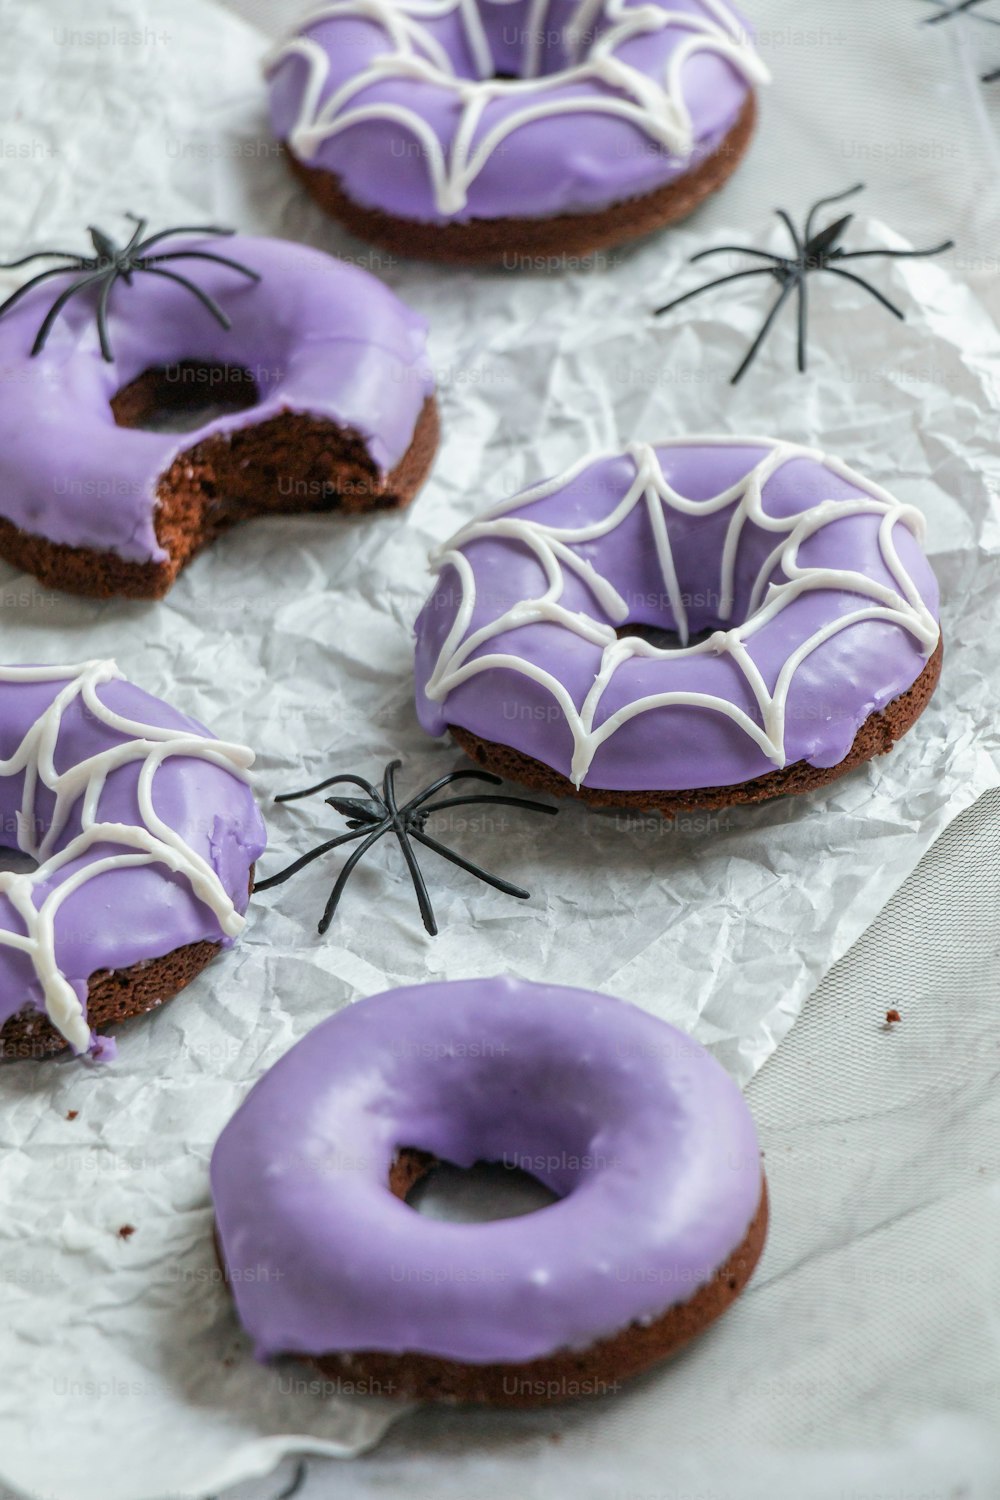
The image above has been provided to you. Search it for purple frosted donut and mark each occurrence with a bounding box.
[0,661,266,1060]
[414,438,943,811]
[0,230,437,599]
[211,976,767,1405]
[266,0,770,263]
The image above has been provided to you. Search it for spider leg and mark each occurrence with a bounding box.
[277,1462,308,1500]
[253,827,373,891]
[804,183,864,242]
[0,264,91,321]
[653,266,778,317]
[122,215,148,253]
[729,274,799,385]
[135,224,236,253]
[409,828,532,901]
[139,266,233,329]
[393,824,439,935]
[94,272,116,361]
[401,767,504,814]
[688,245,786,266]
[775,208,803,259]
[823,265,906,319]
[276,772,380,804]
[0,251,85,270]
[924,0,989,21]
[31,268,109,355]
[796,269,808,374]
[382,762,440,934]
[381,760,405,807]
[834,241,954,261]
[206,1457,307,1500]
[318,822,394,934]
[142,249,261,282]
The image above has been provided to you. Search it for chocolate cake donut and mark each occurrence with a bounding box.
[0,227,438,599]
[0,661,266,1060]
[212,976,767,1405]
[266,0,769,264]
[414,438,943,812]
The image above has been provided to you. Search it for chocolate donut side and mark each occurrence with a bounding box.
[283,95,757,268]
[0,938,224,1061]
[0,395,439,602]
[302,1159,768,1408]
[0,865,259,1061]
[448,637,943,816]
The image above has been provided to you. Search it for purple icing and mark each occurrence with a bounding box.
[0,235,434,563]
[211,976,763,1364]
[413,442,942,792]
[0,668,266,1045]
[267,0,764,224]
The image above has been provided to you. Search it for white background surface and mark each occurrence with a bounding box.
[1,0,999,1497]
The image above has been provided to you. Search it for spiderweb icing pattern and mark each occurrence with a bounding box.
[0,660,254,1053]
[267,0,769,214]
[423,439,941,787]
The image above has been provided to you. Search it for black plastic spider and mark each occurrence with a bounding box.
[0,214,260,362]
[254,760,557,937]
[917,0,997,24]
[915,0,1000,78]
[653,184,954,385]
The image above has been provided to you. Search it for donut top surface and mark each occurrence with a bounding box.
[414,439,942,792]
[0,234,434,563]
[0,661,266,1054]
[211,975,763,1364]
[267,0,768,222]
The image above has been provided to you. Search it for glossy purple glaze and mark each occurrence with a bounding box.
[267,0,762,223]
[211,976,763,1363]
[413,443,941,792]
[0,671,267,1039]
[0,234,434,563]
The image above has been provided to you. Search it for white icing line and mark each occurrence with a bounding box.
[643,475,689,645]
[266,0,769,214]
[423,441,941,787]
[522,0,554,77]
[0,660,255,1054]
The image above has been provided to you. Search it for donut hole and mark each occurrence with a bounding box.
[0,849,37,874]
[615,621,721,651]
[391,1147,559,1222]
[110,362,259,434]
[466,0,602,82]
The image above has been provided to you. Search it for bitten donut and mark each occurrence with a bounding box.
[211,976,767,1406]
[0,661,266,1060]
[414,438,943,812]
[0,228,438,599]
[266,0,769,265]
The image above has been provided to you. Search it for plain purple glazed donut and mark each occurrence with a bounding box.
[211,976,767,1403]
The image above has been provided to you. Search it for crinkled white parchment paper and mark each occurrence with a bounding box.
[0,2,999,1498]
